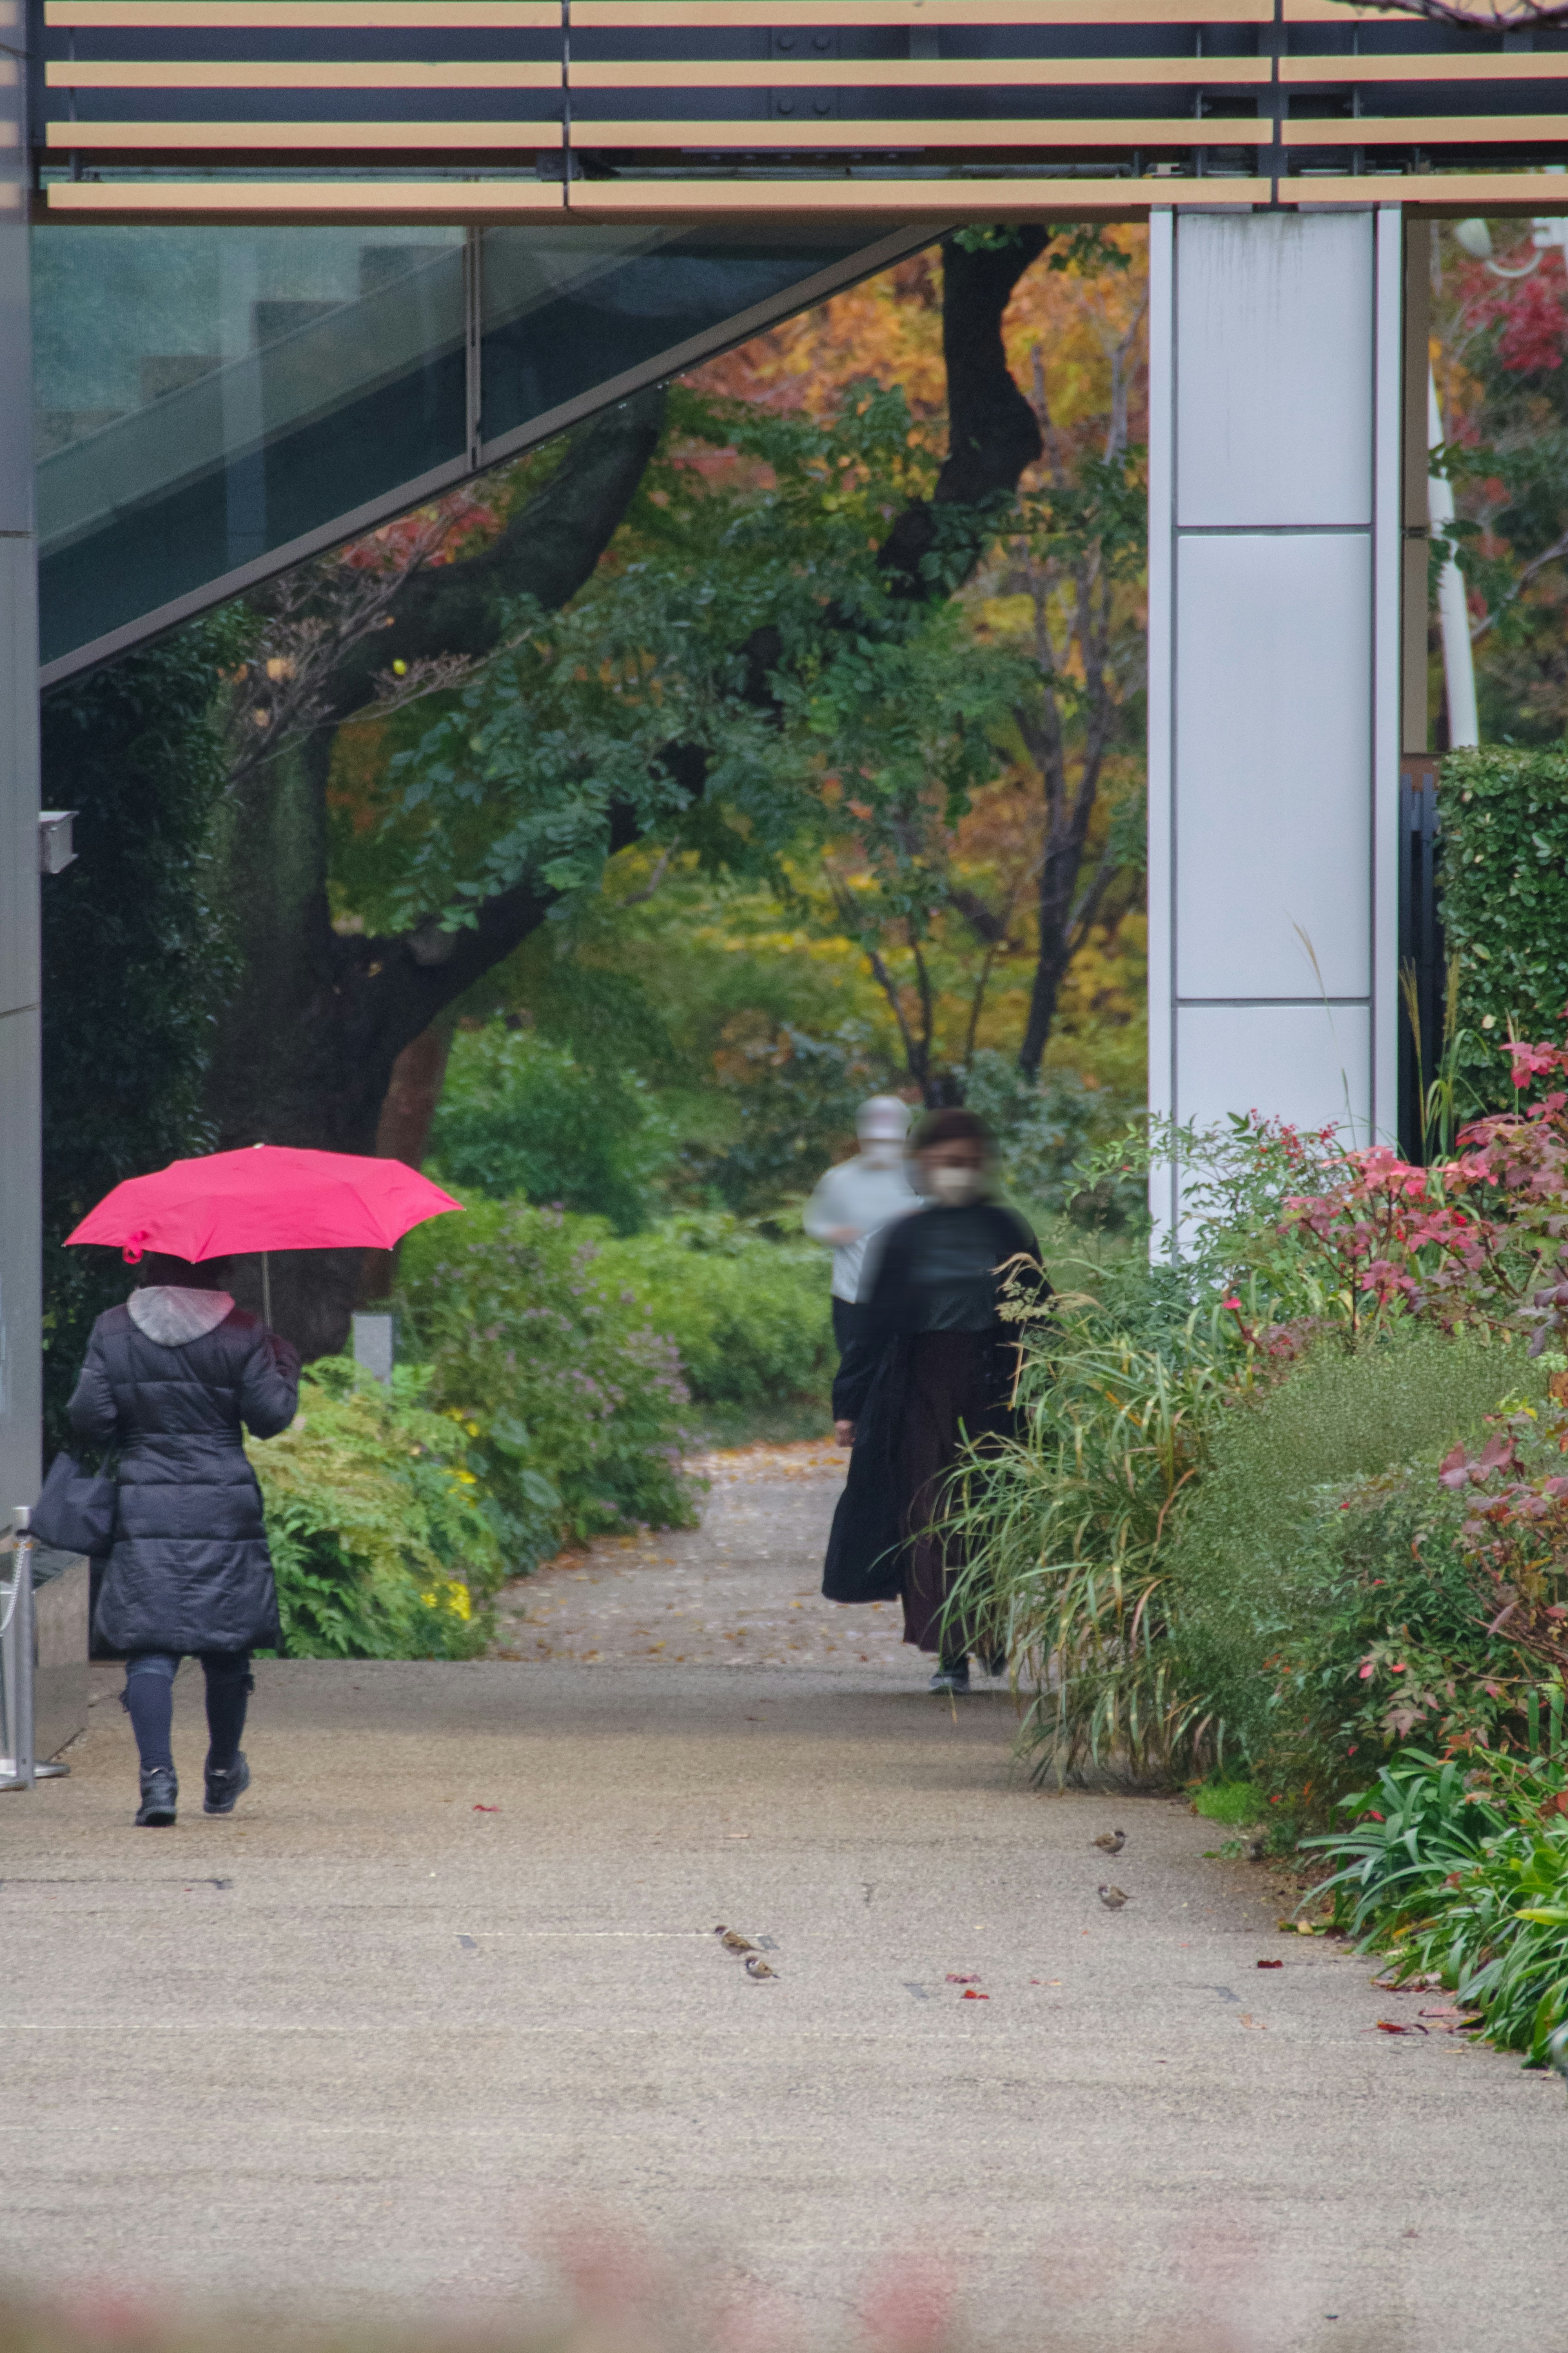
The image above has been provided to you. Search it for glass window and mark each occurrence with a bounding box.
[479,226,860,452]
[34,226,467,665]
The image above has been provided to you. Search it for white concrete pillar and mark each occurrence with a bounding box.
[0,0,42,1512]
[1146,207,1405,1229]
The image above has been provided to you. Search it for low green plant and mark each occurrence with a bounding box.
[249,1358,500,1659]
[397,1193,699,1568]
[1190,1780,1265,1825]
[944,1288,1234,1785]
[1307,1750,1568,2063]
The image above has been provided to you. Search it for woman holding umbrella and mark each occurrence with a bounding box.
[61,1142,460,1827]
[68,1250,300,1827]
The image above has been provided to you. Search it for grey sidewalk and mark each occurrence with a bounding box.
[2,1455,1563,2350]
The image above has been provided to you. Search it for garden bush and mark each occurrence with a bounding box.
[1439,745,1568,1114]
[595,1212,834,1427]
[248,1358,500,1659]
[396,1193,698,1569]
[1170,1327,1546,1771]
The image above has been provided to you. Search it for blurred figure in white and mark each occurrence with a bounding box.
[803,1096,920,1384]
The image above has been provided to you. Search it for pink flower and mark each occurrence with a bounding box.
[1221,1295,1243,1311]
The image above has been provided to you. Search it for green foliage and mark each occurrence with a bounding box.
[595,1213,834,1430]
[964,1050,1141,1224]
[396,1193,699,1568]
[1438,746,1568,1111]
[1170,1328,1544,1769]
[40,611,249,1446]
[682,1021,887,1216]
[1306,1751,1568,2064]
[431,1022,674,1232]
[384,383,1026,939]
[945,1289,1232,1785]
[1191,1780,1265,1825]
[248,1358,500,1659]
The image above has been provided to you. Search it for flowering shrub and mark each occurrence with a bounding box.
[249,1357,501,1660]
[1277,1026,1568,1346]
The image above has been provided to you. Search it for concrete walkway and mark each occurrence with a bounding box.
[3,1447,1564,2351]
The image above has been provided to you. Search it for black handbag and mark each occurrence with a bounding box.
[30,1451,117,1557]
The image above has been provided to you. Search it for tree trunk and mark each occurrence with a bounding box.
[357,1021,456,1304]
[206,395,666,1356]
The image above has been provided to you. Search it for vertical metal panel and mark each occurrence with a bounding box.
[1176,1003,1372,1140]
[1372,204,1406,1146]
[1174,212,1374,530]
[1144,205,1176,1238]
[0,998,43,1518]
[0,2,42,1522]
[0,538,40,1028]
[1174,530,1372,1001]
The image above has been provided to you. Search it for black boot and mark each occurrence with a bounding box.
[928,1658,971,1694]
[204,1752,251,1816]
[135,1765,178,1827]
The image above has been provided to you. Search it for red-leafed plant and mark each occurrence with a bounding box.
[1439,1407,1568,1682]
[1277,1024,1568,1349]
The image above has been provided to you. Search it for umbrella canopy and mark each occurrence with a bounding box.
[65,1145,462,1262]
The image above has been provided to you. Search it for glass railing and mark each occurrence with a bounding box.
[33,222,873,673]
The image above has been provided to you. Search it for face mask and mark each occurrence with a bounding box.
[928,1164,987,1207]
[858,1138,905,1170]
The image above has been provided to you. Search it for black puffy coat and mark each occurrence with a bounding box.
[68,1304,301,1654]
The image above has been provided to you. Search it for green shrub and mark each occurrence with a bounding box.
[1439,745,1568,1112]
[396,1193,699,1568]
[431,1023,674,1233]
[1307,1751,1568,2064]
[595,1212,834,1425]
[248,1359,500,1659]
[1170,1327,1545,1770]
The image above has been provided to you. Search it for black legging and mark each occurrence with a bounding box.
[121,1651,252,1774]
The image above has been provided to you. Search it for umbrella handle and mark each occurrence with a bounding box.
[262,1252,272,1331]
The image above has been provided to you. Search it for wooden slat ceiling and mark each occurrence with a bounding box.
[36,0,1568,220]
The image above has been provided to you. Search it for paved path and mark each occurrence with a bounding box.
[4,1447,1564,2351]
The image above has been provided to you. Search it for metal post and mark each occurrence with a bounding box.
[0,1506,36,1789]
[0,1506,70,1788]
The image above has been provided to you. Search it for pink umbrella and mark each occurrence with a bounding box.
[67,1146,461,1320]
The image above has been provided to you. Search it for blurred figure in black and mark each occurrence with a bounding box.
[822,1108,1047,1693]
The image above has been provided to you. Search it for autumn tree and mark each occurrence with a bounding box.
[204,232,1055,1355]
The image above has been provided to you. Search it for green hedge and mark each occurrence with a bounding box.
[1439,746,1568,1107]
[595,1213,834,1416]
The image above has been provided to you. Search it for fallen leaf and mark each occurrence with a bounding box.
[960,1989,989,2001]
[1257,1958,1284,1970]
[473,1804,500,1813]
[1374,2019,1428,2035]
[945,1972,982,1984]
[1238,2013,1267,2030]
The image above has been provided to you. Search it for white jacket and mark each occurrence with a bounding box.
[802,1154,921,1302]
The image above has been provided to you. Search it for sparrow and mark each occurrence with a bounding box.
[745,1955,777,1980]
[1247,1836,1268,1863]
[1098,1885,1129,1910]
[1090,1830,1126,1856]
[715,1927,755,1955]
